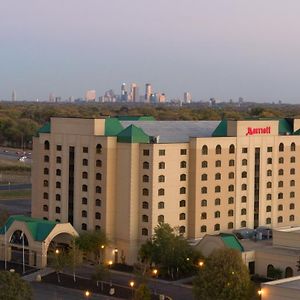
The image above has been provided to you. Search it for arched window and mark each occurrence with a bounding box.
[266,206,271,212]
[290,168,295,175]
[82,185,88,192]
[199,225,206,233]
[279,157,284,164]
[82,172,88,179]
[142,228,148,236]
[143,188,149,196]
[43,192,48,199]
[215,186,221,193]
[279,143,284,152]
[180,174,186,181]
[242,171,247,178]
[241,220,247,227]
[56,194,61,201]
[82,197,87,205]
[229,144,235,154]
[56,181,61,189]
[278,216,283,223]
[158,175,165,182]
[201,199,207,207]
[201,161,208,168]
[228,197,234,204]
[241,184,247,191]
[95,199,101,207]
[215,145,222,155]
[158,162,165,169]
[96,173,102,180]
[158,215,164,223]
[215,173,221,180]
[266,218,271,224]
[81,223,87,230]
[241,208,247,215]
[285,267,293,278]
[96,186,101,193]
[201,174,208,181]
[180,161,187,168]
[179,226,186,234]
[43,205,48,211]
[180,187,186,194]
[96,144,102,154]
[158,201,165,209]
[202,145,208,155]
[55,207,61,214]
[44,155,49,163]
[267,170,272,176]
[143,162,149,169]
[291,156,296,163]
[215,160,221,167]
[82,210,87,218]
[158,188,165,196]
[214,224,220,231]
[201,212,207,220]
[142,201,149,209]
[142,215,148,222]
[291,142,296,151]
[44,168,49,175]
[267,194,272,200]
[229,159,235,166]
[228,185,234,192]
[215,198,221,205]
[228,210,234,217]
[95,225,101,231]
[82,159,88,166]
[278,192,283,199]
[43,180,48,187]
[267,158,272,164]
[290,203,295,210]
[267,182,272,189]
[96,160,102,167]
[290,215,295,222]
[56,156,61,164]
[44,140,50,150]
[278,181,283,188]
[242,159,247,166]
[267,265,274,278]
[228,222,233,229]
[278,204,283,211]
[228,172,234,179]
[215,211,220,218]
[179,213,186,220]
[143,175,149,182]
[241,196,247,203]
[180,200,186,207]
[278,169,284,176]
[56,169,61,176]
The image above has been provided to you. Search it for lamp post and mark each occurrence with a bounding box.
[152,269,158,295]
[84,290,90,298]
[129,280,135,299]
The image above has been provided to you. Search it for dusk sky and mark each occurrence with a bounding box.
[1,0,300,102]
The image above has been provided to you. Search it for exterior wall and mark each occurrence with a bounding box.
[273,229,300,249]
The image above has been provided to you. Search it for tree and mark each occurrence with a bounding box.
[134,283,151,300]
[48,249,71,283]
[0,271,32,300]
[0,209,9,227]
[68,237,83,282]
[193,248,253,300]
[92,264,110,291]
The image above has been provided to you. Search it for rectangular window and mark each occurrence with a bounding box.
[180,149,187,155]
[83,147,88,153]
[242,148,248,154]
[159,150,165,156]
[267,147,272,152]
[57,145,62,151]
[143,149,150,156]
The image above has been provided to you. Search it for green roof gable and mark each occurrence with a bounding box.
[105,118,124,136]
[212,120,227,137]
[117,125,150,143]
[220,233,244,252]
[38,122,51,134]
[0,215,57,242]
[279,119,292,135]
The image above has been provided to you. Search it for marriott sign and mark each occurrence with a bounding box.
[246,126,271,136]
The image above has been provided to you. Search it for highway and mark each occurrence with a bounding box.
[0,183,31,190]
[0,148,32,164]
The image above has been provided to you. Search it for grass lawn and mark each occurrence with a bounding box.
[0,189,31,200]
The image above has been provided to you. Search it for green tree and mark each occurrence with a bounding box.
[134,283,151,300]
[193,248,253,300]
[48,249,71,283]
[68,237,83,282]
[92,264,110,291]
[0,271,32,300]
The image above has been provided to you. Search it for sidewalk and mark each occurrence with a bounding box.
[23,267,53,282]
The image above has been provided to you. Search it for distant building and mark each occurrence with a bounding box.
[183,92,192,103]
[145,83,152,102]
[120,83,128,102]
[85,90,96,101]
[130,83,139,102]
[12,89,16,101]
[49,93,55,102]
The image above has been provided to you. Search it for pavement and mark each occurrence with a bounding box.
[0,183,31,191]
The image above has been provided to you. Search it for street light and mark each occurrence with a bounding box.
[129,281,135,299]
[198,261,204,268]
[84,290,90,297]
[258,289,263,297]
[55,249,60,254]
[152,268,158,277]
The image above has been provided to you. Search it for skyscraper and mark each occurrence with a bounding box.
[184,92,192,103]
[130,83,139,102]
[121,83,128,102]
[85,90,96,101]
[12,89,16,101]
[145,83,152,102]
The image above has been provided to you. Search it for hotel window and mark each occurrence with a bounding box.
[143,149,150,156]
[216,145,222,155]
[241,221,246,227]
[95,199,101,207]
[142,228,148,236]
[202,145,208,155]
[56,156,62,164]
[266,218,271,224]
[229,144,235,154]
[56,181,61,189]
[278,204,283,211]
[83,147,88,153]
[267,170,272,176]
[290,168,296,175]
[143,162,149,169]
[43,180,48,187]
[180,161,187,168]
[96,160,102,167]
[44,155,49,163]
[214,224,220,231]
[159,162,165,169]
[279,143,284,152]
[180,174,186,181]
[241,208,247,215]
[201,225,207,233]
[158,215,164,223]
[43,205,48,212]
[241,196,247,203]
[201,199,207,207]
[290,215,295,221]
[228,185,234,192]
[43,192,48,199]
[158,175,165,182]
[143,175,149,182]
[55,207,61,214]
[278,181,283,188]
[56,194,61,201]
[82,185,88,192]
[142,188,149,196]
[242,159,247,166]
[82,197,87,205]
[43,167,49,175]
[81,223,87,230]
[266,206,271,212]
[291,156,296,163]
[96,173,102,180]
[44,140,50,150]
[201,212,207,220]
[215,198,221,205]
[158,202,165,209]
[267,194,272,200]
[266,182,272,189]
[267,147,272,152]
[201,174,208,181]
[229,159,235,166]
[290,192,295,198]
[142,215,149,222]
[215,173,221,180]
[180,200,186,207]
[202,161,208,168]
[279,157,284,164]
[82,159,88,166]
[180,187,186,194]
[201,187,207,194]
[267,158,272,164]
[228,197,234,204]
[82,172,88,179]
[179,226,186,234]
[228,210,234,217]
[241,184,247,191]
[290,180,295,187]
[159,149,165,156]
[215,160,221,167]
[180,149,187,155]
[215,211,221,218]
[82,210,87,218]
[228,172,234,179]
[96,186,101,193]
[278,216,283,223]
[158,188,165,196]
[290,203,295,210]
[95,225,100,231]
[291,142,296,151]
[278,169,284,176]
[242,147,248,154]
[228,222,234,229]
[142,201,149,209]
[179,213,186,220]
[215,186,221,193]
[278,192,283,199]
[56,145,62,151]
[56,169,61,176]
[242,171,247,178]
[56,219,60,223]
[96,144,102,154]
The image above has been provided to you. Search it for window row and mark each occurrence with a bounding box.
[142,187,186,196]
[142,174,187,183]
[143,161,187,170]
[201,144,235,155]
[142,226,186,236]
[143,149,187,156]
[201,185,238,194]
[43,141,103,153]
[142,200,186,209]
[142,213,186,223]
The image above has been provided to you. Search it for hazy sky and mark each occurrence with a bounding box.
[1,0,300,102]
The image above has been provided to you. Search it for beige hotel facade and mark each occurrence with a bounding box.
[31,116,300,264]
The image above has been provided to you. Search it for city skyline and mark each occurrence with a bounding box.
[1,1,300,102]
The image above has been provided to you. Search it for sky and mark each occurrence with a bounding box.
[1,0,300,103]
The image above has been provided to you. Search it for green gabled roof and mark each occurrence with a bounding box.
[279,119,292,135]
[293,128,300,135]
[38,122,51,134]
[212,120,227,137]
[0,215,57,242]
[220,233,244,252]
[117,125,150,143]
[116,116,155,121]
[105,118,124,136]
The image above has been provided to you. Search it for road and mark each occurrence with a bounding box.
[0,147,32,164]
[0,183,31,190]
[0,198,31,215]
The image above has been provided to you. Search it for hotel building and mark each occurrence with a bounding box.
[31,117,300,264]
